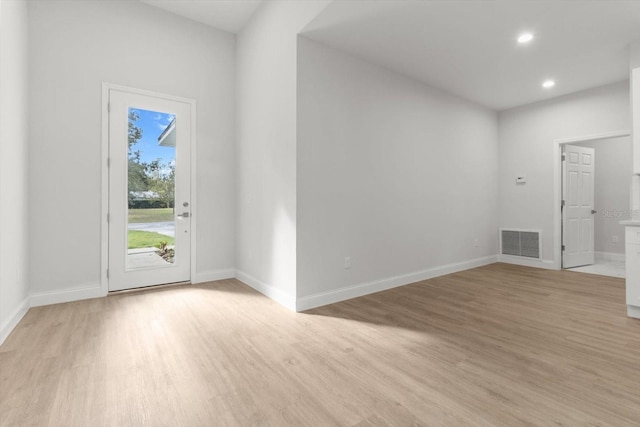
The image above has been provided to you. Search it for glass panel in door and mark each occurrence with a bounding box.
[126,108,176,270]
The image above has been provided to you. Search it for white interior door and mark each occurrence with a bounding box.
[562,144,595,269]
[108,87,192,291]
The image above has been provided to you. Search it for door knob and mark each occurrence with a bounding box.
[591,209,597,214]
[177,212,190,218]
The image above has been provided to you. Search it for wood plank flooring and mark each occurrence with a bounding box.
[1,263,639,426]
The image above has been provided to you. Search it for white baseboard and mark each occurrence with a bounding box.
[628,305,640,319]
[30,284,103,307]
[0,297,29,346]
[595,251,625,262]
[296,255,498,312]
[192,268,235,284]
[498,255,558,270]
[234,270,297,311]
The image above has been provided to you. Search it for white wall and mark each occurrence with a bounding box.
[578,137,631,255]
[235,1,329,307]
[0,0,30,343]
[630,41,640,179]
[28,0,236,299]
[296,38,499,305]
[498,81,630,266]
[631,40,640,69]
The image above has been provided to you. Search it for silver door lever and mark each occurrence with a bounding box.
[177,212,190,218]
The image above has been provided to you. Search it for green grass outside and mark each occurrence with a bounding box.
[128,230,175,249]
[128,208,174,223]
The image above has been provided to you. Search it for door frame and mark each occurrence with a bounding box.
[553,130,629,270]
[100,82,197,295]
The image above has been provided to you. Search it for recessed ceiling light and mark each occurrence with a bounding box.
[542,80,555,88]
[517,33,534,44]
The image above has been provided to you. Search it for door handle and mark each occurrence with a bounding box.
[591,209,597,214]
[177,212,190,218]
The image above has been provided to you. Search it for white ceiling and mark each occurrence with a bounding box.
[140,0,263,34]
[302,1,640,111]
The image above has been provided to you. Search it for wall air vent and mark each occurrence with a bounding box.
[500,229,541,259]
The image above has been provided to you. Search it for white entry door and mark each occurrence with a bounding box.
[562,144,595,269]
[107,87,193,291]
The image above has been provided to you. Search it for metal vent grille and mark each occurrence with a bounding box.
[501,230,540,259]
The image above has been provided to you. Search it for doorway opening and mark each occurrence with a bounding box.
[560,135,631,278]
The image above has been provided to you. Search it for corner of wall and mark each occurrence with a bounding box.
[0,0,30,348]
[0,297,29,346]
[235,0,331,303]
[235,270,297,311]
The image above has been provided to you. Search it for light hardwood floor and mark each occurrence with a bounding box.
[1,263,639,426]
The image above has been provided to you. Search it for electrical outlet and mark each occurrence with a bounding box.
[344,257,351,269]
[612,235,619,243]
